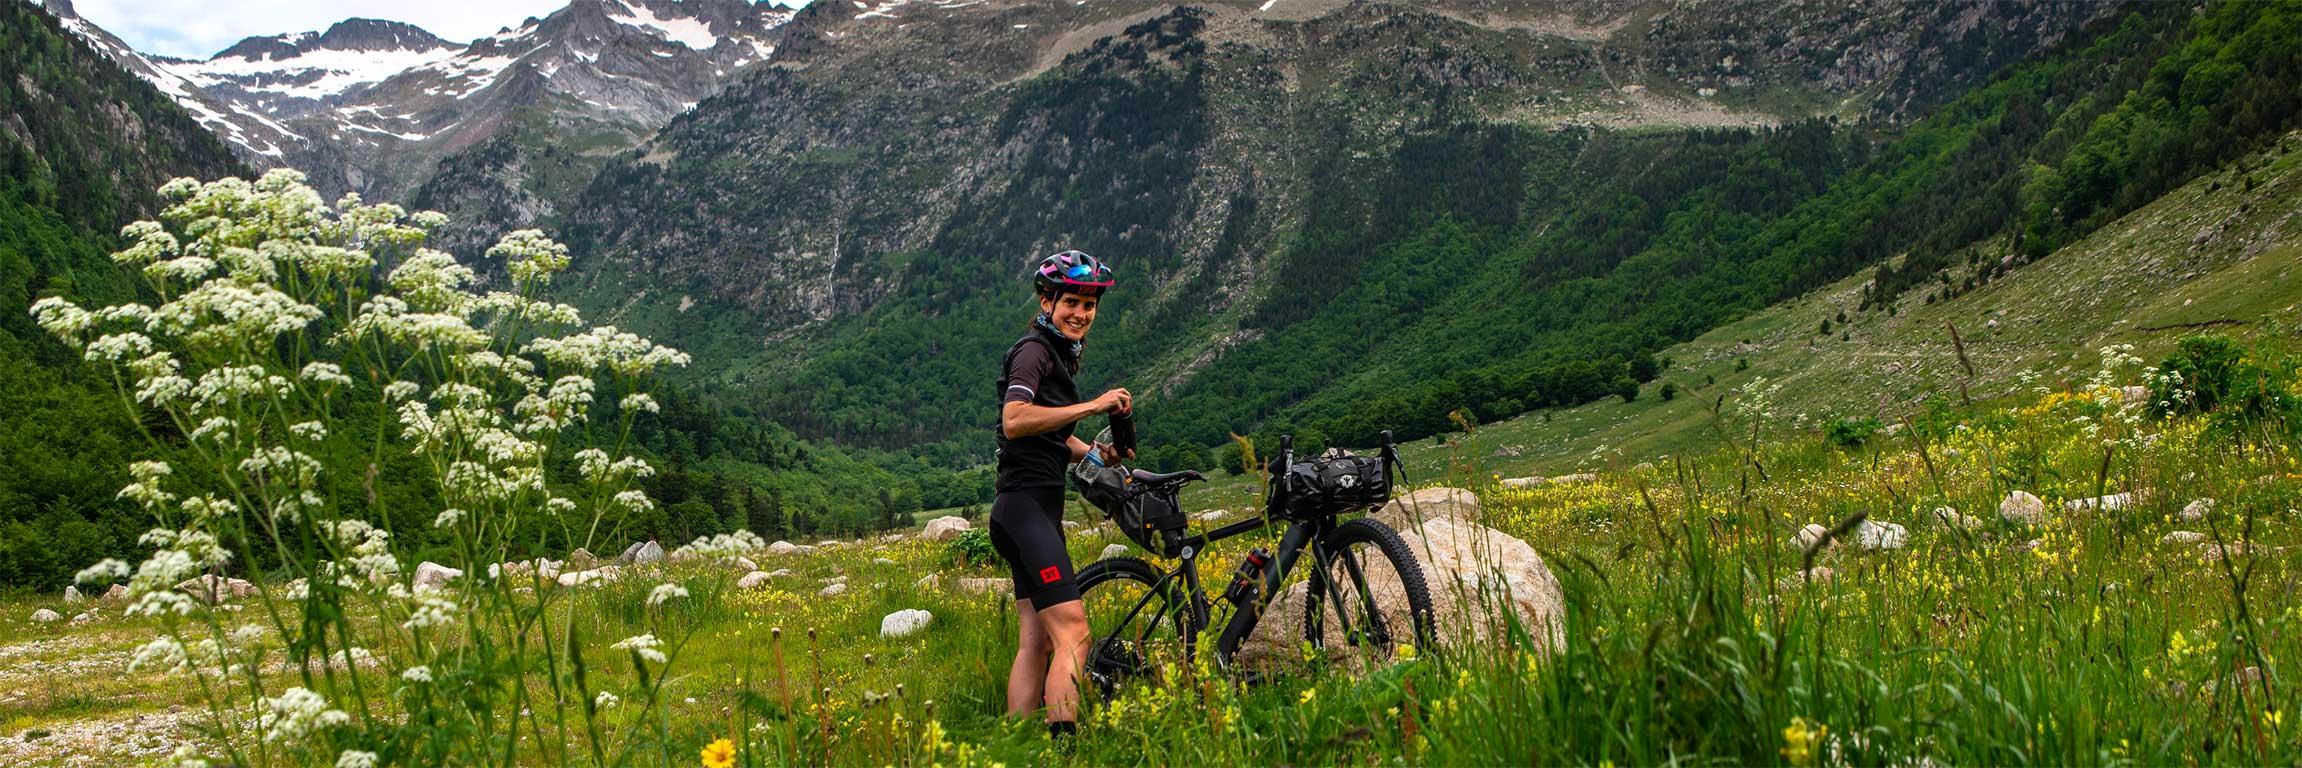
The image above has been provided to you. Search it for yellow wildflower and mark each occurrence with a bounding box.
[700,737,735,768]
[1781,717,1825,766]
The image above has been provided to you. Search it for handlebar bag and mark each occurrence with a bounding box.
[1279,453,1391,519]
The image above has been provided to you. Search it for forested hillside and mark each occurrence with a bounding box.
[564,0,2301,476]
[0,0,249,586]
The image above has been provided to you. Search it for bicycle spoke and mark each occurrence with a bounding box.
[1336,545,1392,647]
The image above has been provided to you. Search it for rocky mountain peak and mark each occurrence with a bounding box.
[213,19,456,62]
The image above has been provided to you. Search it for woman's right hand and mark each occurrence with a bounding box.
[1095,388,1133,416]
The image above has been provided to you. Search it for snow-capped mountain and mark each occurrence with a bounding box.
[39,0,797,200]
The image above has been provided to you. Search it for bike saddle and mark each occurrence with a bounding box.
[1130,468,1205,485]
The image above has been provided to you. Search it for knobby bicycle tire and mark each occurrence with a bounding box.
[1296,517,1438,663]
[1076,556,1203,697]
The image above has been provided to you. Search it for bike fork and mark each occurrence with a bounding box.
[1213,521,1316,659]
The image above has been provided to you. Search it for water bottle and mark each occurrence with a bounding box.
[1221,547,1272,608]
[1110,410,1137,460]
[1084,444,1104,467]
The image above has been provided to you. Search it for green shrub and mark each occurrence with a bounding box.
[948,528,996,567]
[1825,416,1884,449]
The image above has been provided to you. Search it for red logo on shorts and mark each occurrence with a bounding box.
[1039,566,1063,584]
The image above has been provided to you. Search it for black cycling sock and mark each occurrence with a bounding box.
[1048,720,1077,739]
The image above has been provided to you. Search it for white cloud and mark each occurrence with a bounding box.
[71,0,811,60]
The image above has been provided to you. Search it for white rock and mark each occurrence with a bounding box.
[566,547,601,568]
[69,611,97,626]
[767,568,793,578]
[1777,567,1836,589]
[1930,506,1983,530]
[913,574,940,589]
[2161,531,2207,546]
[413,562,463,591]
[794,545,818,555]
[1243,492,1563,665]
[103,584,129,602]
[1550,473,1598,484]
[737,571,775,590]
[2181,498,2215,522]
[819,582,849,597]
[956,577,1007,596]
[817,540,843,549]
[30,608,61,623]
[923,516,973,541]
[556,568,619,588]
[1853,520,1908,550]
[728,556,758,572]
[176,574,258,605]
[623,540,665,565]
[2065,492,2139,513]
[1793,523,1831,550]
[1100,543,1129,559]
[879,609,934,639]
[1198,511,1224,522]
[62,586,84,604]
[766,540,800,555]
[2000,491,2046,525]
[1499,476,1549,489]
[1377,487,1483,522]
[874,558,896,566]
[1062,521,1082,531]
[822,575,849,585]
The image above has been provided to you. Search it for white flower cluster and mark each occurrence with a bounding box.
[488,229,572,287]
[574,448,655,485]
[403,589,460,630]
[612,634,668,664]
[258,686,350,744]
[682,530,766,559]
[646,583,690,607]
[524,326,691,377]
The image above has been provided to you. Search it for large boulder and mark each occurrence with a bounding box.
[1931,507,1984,531]
[617,540,665,565]
[412,562,463,591]
[2065,492,2141,513]
[736,571,775,590]
[921,517,972,542]
[1793,523,1831,550]
[566,548,601,569]
[2000,491,2046,525]
[1853,520,1908,550]
[1241,491,1562,667]
[1376,487,1483,522]
[1100,543,1129,559]
[2181,498,2215,522]
[62,586,85,604]
[176,574,258,605]
[102,584,129,602]
[765,540,800,556]
[880,609,934,639]
[557,567,620,588]
[30,608,61,623]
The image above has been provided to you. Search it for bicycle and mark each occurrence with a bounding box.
[1072,431,1436,694]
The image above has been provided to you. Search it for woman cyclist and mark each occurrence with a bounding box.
[992,249,1132,740]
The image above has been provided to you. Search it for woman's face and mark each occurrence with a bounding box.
[1040,292,1099,341]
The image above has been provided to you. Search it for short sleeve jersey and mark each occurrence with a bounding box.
[995,329,1081,491]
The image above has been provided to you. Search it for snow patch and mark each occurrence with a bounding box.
[606,0,721,50]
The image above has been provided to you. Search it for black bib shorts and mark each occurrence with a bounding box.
[988,486,1078,607]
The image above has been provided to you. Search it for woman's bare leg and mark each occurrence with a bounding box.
[1037,600,1091,723]
[1007,599,1052,715]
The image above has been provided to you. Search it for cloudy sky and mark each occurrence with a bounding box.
[71,0,812,59]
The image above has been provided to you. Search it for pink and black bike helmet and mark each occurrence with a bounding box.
[1034,250,1114,298]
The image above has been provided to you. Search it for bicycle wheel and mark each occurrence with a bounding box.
[1302,517,1437,668]
[1074,557,1204,697]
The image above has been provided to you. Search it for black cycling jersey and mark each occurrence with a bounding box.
[994,323,1081,492]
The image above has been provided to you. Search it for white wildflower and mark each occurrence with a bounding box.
[401,665,433,684]
[647,583,690,607]
[299,362,351,387]
[621,393,659,414]
[612,634,667,664]
[336,750,378,768]
[289,421,327,441]
[613,490,655,514]
[594,692,620,709]
[434,508,464,528]
[258,687,347,743]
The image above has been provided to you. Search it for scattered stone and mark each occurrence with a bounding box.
[1197,511,1224,522]
[1793,523,1831,550]
[1100,543,1129,559]
[736,571,774,590]
[766,540,800,555]
[2014,538,2044,554]
[821,575,849,585]
[1551,473,1598,484]
[556,568,619,588]
[2065,492,2140,513]
[1931,507,1983,530]
[412,562,463,591]
[2000,491,2046,525]
[728,556,758,572]
[103,584,129,602]
[1061,521,1081,531]
[767,568,793,578]
[175,575,258,605]
[2118,385,2150,404]
[69,611,97,626]
[1776,567,1836,590]
[1244,492,1563,665]
[30,608,61,624]
[2180,498,2215,522]
[794,545,819,555]
[2160,531,2207,546]
[817,540,844,549]
[62,586,84,604]
[1499,476,1548,489]
[955,577,1007,596]
[1632,462,1656,472]
[873,558,896,566]
[913,574,940,589]
[617,540,665,565]
[879,609,934,639]
[922,516,972,541]
[1376,487,1483,522]
[1854,520,1908,550]
[566,548,600,569]
[819,582,848,597]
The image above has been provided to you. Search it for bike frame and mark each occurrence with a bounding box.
[1100,432,1410,666]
